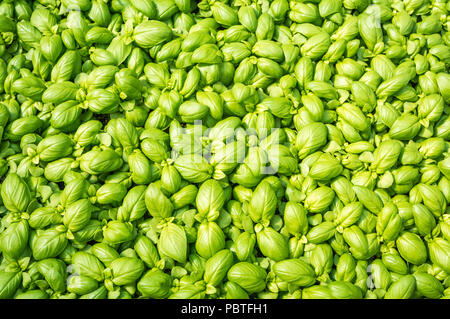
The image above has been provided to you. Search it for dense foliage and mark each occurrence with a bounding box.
[0,0,449,299]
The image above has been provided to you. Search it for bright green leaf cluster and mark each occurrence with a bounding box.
[0,0,449,300]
